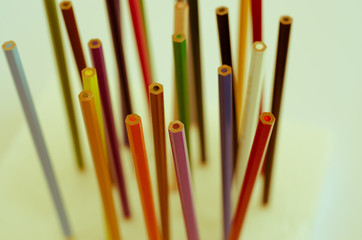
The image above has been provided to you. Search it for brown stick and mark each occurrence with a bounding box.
[149,83,169,240]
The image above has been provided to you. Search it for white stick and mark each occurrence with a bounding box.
[235,42,267,192]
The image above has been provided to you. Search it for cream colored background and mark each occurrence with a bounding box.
[0,0,361,239]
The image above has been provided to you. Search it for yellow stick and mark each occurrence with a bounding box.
[237,0,250,137]
[82,68,108,161]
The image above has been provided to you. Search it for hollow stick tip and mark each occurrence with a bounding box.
[149,83,163,95]
[168,120,184,134]
[2,41,16,51]
[280,16,293,25]
[253,41,267,52]
[172,33,186,43]
[59,1,72,10]
[125,113,141,126]
[218,65,232,76]
[82,67,97,78]
[88,39,102,49]
[78,90,94,101]
[216,6,228,16]
[259,112,275,125]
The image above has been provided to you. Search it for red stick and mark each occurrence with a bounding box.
[128,0,152,100]
[60,1,86,81]
[228,112,275,240]
[251,0,262,42]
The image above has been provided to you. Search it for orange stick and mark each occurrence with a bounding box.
[78,90,120,240]
[125,114,161,240]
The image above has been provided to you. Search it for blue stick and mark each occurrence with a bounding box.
[3,41,72,237]
[218,65,233,240]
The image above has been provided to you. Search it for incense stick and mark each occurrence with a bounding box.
[138,0,147,38]
[168,121,199,240]
[263,16,292,204]
[3,41,71,237]
[78,90,121,240]
[237,0,250,137]
[138,0,151,76]
[174,2,189,34]
[43,0,84,169]
[216,7,233,67]
[251,0,264,116]
[114,0,120,22]
[149,83,169,240]
[216,6,238,173]
[172,34,191,155]
[218,65,233,240]
[128,0,153,99]
[125,114,161,240]
[82,68,108,161]
[228,112,275,240]
[173,1,189,122]
[236,42,267,191]
[104,0,132,145]
[89,39,130,218]
[60,1,86,81]
[188,0,206,163]
[251,0,262,42]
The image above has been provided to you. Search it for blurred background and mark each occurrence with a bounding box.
[1,0,362,239]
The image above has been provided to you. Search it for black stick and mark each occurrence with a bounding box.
[216,6,238,173]
[263,16,292,204]
[105,0,132,145]
[189,0,206,163]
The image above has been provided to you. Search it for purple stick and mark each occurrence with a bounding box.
[218,65,233,239]
[88,39,130,218]
[168,121,199,240]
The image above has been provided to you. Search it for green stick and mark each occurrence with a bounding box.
[43,0,84,169]
[172,34,190,159]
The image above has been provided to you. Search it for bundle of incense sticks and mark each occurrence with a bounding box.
[3,1,293,238]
